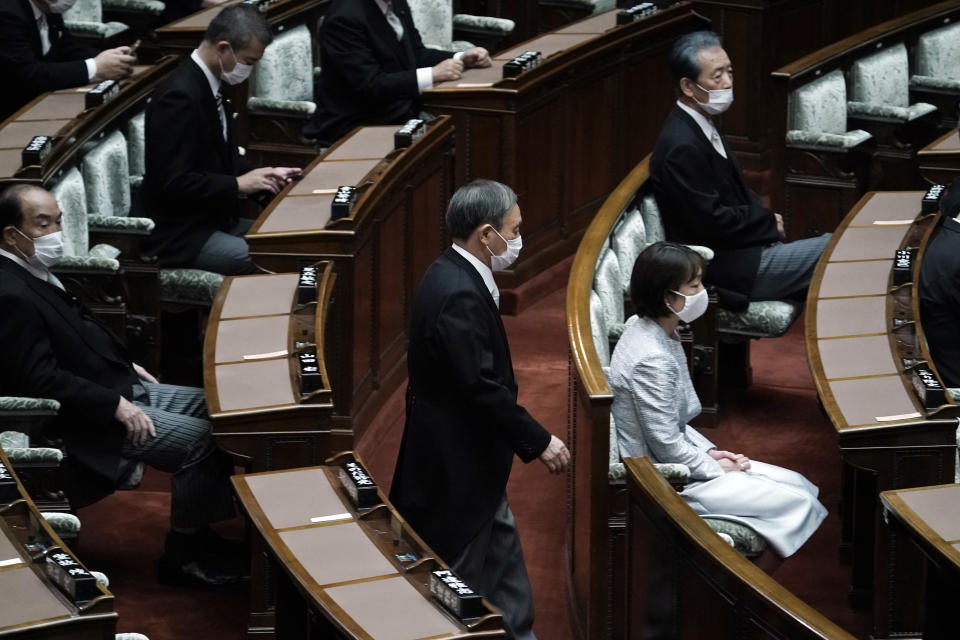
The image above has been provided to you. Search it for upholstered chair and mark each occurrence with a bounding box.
[125,111,147,190]
[249,25,316,118]
[63,0,129,42]
[408,0,514,52]
[848,43,937,123]
[787,70,872,149]
[589,289,611,368]
[912,22,960,92]
[49,167,123,272]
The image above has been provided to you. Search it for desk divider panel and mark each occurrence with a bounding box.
[245,467,349,530]
[257,195,335,233]
[289,159,381,196]
[219,274,300,318]
[894,486,960,541]
[816,297,887,337]
[322,127,396,161]
[214,358,296,412]
[214,316,291,364]
[278,522,397,586]
[0,566,73,630]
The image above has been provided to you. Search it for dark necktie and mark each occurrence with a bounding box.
[215,89,227,140]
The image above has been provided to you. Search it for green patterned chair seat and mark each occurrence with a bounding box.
[848,44,936,123]
[41,512,81,537]
[716,300,801,339]
[88,215,155,233]
[0,431,29,450]
[452,14,514,37]
[103,0,165,15]
[701,517,767,557]
[55,253,120,273]
[949,388,960,403]
[249,25,316,116]
[90,570,109,588]
[2,444,63,464]
[159,268,224,305]
[64,0,128,37]
[0,397,60,413]
[116,634,150,640]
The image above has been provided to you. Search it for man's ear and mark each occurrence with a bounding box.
[477,224,494,247]
[679,77,696,99]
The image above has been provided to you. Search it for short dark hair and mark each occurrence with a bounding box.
[445,179,517,240]
[630,242,707,319]
[939,177,960,218]
[669,30,722,84]
[0,184,43,232]
[203,4,273,50]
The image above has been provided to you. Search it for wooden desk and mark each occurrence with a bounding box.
[624,456,856,640]
[422,4,708,299]
[0,450,117,639]
[919,129,960,186]
[0,59,177,186]
[880,484,960,640]
[806,190,959,639]
[232,452,506,639]
[246,116,455,445]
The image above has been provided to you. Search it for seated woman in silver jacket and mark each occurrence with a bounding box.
[608,242,826,557]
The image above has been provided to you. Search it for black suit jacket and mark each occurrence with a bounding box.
[650,106,780,310]
[302,0,453,146]
[918,216,960,388]
[0,256,139,505]
[0,0,98,122]
[137,58,249,266]
[389,248,551,560]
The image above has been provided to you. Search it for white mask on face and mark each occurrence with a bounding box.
[44,0,78,14]
[12,227,63,270]
[486,226,522,271]
[694,82,733,115]
[220,45,253,85]
[668,287,709,323]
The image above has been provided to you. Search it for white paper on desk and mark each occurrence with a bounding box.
[0,557,22,567]
[311,188,337,195]
[875,412,922,422]
[872,220,914,226]
[242,350,288,361]
[310,512,352,523]
[456,82,494,88]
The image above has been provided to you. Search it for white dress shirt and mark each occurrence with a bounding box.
[0,248,64,290]
[190,49,227,140]
[452,243,499,308]
[676,99,727,159]
[373,0,463,93]
[29,0,97,81]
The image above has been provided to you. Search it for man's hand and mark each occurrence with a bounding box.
[460,47,491,69]
[115,396,156,447]
[538,435,570,474]
[237,167,295,195]
[132,363,158,384]
[92,47,136,82]
[774,212,785,240]
[432,58,464,84]
[709,449,751,472]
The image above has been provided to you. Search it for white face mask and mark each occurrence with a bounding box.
[694,82,733,115]
[220,45,253,85]
[668,287,709,323]
[44,0,78,13]
[486,226,522,272]
[12,228,64,269]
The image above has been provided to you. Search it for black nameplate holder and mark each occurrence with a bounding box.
[85,80,119,109]
[891,248,915,286]
[922,184,945,214]
[616,2,657,24]
[429,569,486,620]
[394,119,425,149]
[296,347,323,393]
[331,186,357,221]
[21,135,52,167]
[0,458,17,503]
[911,364,946,409]
[297,266,318,304]
[503,51,542,78]
[45,550,99,604]
[337,460,380,509]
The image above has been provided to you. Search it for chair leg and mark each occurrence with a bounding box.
[719,340,753,389]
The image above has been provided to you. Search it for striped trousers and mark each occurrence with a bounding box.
[750,233,831,302]
[122,383,235,529]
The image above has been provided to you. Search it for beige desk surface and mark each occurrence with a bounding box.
[828,375,918,428]
[323,126,396,161]
[848,191,922,226]
[0,566,71,631]
[15,93,87,122]
[429,60,507,89]
[257,194,333,234]
[0,119,71,149]
[926,130,960,153]
[817,260,892,298]
[883,484,960,571]
[818,334,898,379]
[815,296,887,338]
[214,358,294,412]
[0,530,23,565]
[829,225,912,262]
[245,467,350,529]
[280,522,397,587]
[555,9,619,34]
[495,33,596,62]
[289,158,381,196]
[325,575,463,640]
[0,149,22,177]
[214,315,290,364]
[219,273,298,319]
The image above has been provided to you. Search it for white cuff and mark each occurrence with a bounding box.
[85,58,97,81]
[416,67,433,93]
[453,51,464,61]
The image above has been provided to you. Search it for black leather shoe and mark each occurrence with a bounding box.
[157,553,242,588]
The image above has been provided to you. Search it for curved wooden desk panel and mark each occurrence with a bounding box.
[624,457,855,640]
[805,189,959,638]
[423,4,709,296]
[232,452,506,639]
[919,129,960,186]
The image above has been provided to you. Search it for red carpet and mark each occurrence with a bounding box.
[74,262,871,639]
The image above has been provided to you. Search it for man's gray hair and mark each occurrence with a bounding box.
[203,4,273,50]
[446,179,517,240]
[669,30,722,84]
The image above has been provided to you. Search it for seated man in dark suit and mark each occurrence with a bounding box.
[651,31,830,311]
[0,184,243,587]
[302,0,491,146]
[0,0,136,121]
[138,4,300,275]
[919,179,960,390]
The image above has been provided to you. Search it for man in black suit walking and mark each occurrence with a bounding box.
[138,4,300,275]
[391,180,570,640]
[302,0,491,146]
[919,179,960,389]
[0,0,136,121]
[651,30,829,311]
[0,184,241,586]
